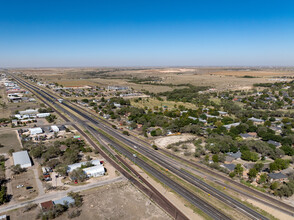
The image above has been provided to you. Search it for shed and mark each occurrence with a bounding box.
[29,127,43,135]
[12,151,32,168]
[40,200,54,212]
[37,113,50,118]
[83,164,105,177]
[51,125,59,133]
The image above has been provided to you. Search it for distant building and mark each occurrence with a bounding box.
[267,140,281,148]
[12,151,32,168]
[108,86,129,91]
[19,109,38,115]
[248,117,264,124]
[224,122,240,129]
[220,163,236,172]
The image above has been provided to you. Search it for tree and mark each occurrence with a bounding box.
[248,168,258,180]
[258,173,268,184]
[212,154,219,163]
[254,163,264,172]
[122,131,129,136]
[11,164,26,174]
[56,165,68,176]
[234,164,244,176]
[68,191,83,207]
[270,181,279,190]
[8,149,15,156]
[69,169,87,182]
[30,146,43,158]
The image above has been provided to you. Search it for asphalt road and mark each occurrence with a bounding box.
[11,74,273,220]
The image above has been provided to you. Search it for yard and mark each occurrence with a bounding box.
[10,169,38,202]
[0,130,22,154]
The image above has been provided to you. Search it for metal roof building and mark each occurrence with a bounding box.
[12,151,32,168]
[67,159,101,172]
[29,127,43,135]
[51,125,59,133]
[83,164,105,177]
[53,196,75,206]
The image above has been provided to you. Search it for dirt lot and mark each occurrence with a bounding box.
[0,130,22,153]
[11,169,38,202]
[154,134,197,148]
[5,181,170,220]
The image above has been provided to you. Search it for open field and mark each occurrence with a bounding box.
[11,169,38,202]
[0,130,22,153]
[4,181,170,220]
[13,67,294,93]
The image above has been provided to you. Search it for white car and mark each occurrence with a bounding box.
[16,184,24,189]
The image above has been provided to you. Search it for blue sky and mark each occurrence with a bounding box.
[1,0,294,67]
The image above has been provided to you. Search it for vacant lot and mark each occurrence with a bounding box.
[11,169,38,202]
[4,181,170,220]
[0,131,22,153]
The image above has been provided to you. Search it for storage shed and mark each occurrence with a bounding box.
[67,159,101,172]
[12,151,32,168]
[29,127,43,135]
[83,164,105,177]
[51,125,59,133]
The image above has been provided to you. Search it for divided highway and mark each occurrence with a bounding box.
[11,74,270,220]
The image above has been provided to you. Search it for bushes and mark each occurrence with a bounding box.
[11,164,26,174]
[241,151,259,162]
[269,159,290,172]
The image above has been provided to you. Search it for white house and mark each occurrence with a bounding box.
[12,151,32,168]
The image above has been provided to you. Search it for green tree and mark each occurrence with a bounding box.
[248,168,258,180]
[212,154,219,163]
[234,164,244,176]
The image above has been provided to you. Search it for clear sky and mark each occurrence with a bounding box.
[1,0,294,67]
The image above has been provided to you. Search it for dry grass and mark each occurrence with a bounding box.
[0,131,22,153]
[11,169,38,202]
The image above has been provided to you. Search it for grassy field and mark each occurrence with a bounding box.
[0,130,22,153]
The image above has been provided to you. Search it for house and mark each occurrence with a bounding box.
[218,111,228,116]
[53,196,75,206]
[40,200,54,212]
[83,164,105,177]
[67,159,101,173]
[29,127,43,135]
[226,151,241,159]
[12,151,32,168]
[224,122,240,130]
[113,103,121,108]
[268,172,288,182]
[221,163,236,172]
[248,117,264,125]
[240,133,257,140]
[267,140,281,148]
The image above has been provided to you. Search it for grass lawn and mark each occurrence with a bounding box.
[0,131,22,153]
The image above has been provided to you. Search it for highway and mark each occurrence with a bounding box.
[11,74,270,220]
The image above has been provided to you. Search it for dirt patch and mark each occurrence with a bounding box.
[154,134,197,148]
[11,169,38,202]
[0,130,22,153]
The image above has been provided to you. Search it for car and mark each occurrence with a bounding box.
[16,184,24,188]
[26,186,33,190]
